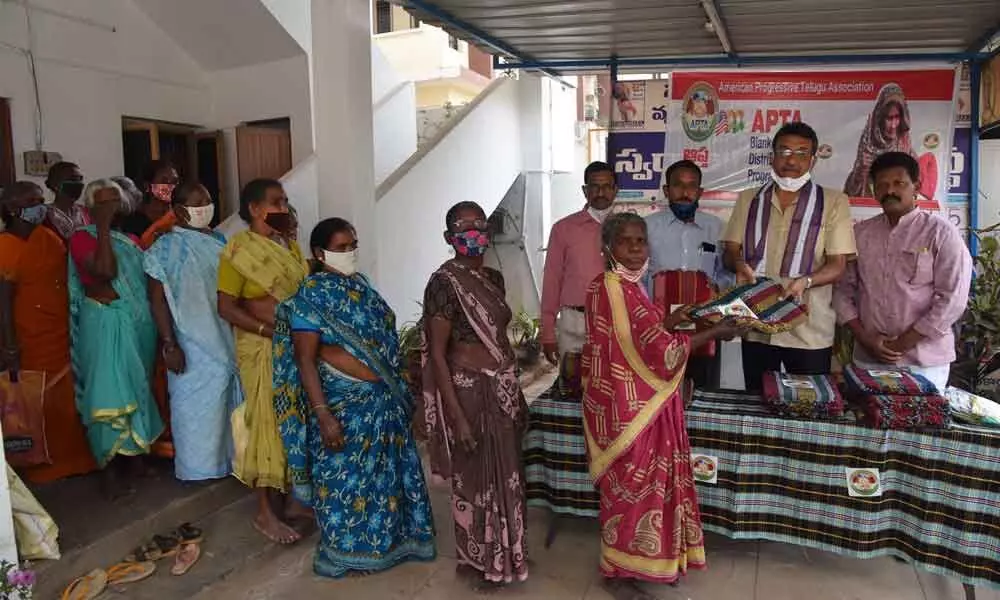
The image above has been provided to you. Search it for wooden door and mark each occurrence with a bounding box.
[196,131,227,225]
[235,125,292,190]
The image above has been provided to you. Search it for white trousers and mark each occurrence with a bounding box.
[557,309,587,356]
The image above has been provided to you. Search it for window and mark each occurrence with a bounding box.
[448,34,459,50]
[0,99,13,192]
[375,1,392,34]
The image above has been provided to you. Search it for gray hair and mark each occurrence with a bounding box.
[82,178,131,215]
[601,211,646,249]
[110,176,142,214]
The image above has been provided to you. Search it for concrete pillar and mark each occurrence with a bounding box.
[310,0,377,273]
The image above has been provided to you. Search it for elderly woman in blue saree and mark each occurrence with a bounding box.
[144,182,242,481]
[68,179,163,496]
[272,218,436,578]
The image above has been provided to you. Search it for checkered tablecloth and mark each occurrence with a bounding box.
[687,389,1000,590]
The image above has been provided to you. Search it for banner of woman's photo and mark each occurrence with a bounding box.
[662,69,960,224]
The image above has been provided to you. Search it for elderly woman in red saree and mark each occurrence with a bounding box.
[582,212,741,600]
[422,201,528,591]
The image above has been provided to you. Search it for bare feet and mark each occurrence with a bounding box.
[283,497,316,536]
[456,565,506,594]
[252,514,301,545]
[603,578,655,600]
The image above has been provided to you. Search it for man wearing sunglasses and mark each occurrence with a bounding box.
[44,161,90,241]
[722,121,856,391]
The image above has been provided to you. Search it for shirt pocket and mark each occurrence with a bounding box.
[700,247,718,277]
[902,249,934,286]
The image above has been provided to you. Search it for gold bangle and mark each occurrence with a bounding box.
[312,404,331,413]
[256,323,265,336]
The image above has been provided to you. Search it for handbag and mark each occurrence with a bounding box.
[0,367,62,468]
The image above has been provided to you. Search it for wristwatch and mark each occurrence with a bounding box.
[804,276,814,290]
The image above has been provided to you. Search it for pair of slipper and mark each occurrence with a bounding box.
[60,562,157,600]
[125,522,202,575]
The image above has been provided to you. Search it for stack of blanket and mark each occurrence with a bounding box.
[761,372,845,419]
[843,365,951,429]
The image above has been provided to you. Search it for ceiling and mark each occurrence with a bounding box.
[396,0,1000,69]
[132,0,304,71]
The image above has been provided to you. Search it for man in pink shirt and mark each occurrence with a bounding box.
[834,152,972,390]
[524,161,615,532]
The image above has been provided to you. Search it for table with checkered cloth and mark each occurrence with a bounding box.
[687,389,1000,591]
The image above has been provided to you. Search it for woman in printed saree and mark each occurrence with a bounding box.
[144,182,242,481]
[217,178,309,545]
[68,179,164,498]
[583,213,742,600]
[273,218,436,577]
[422,201,529,590]
[0,182,97,484]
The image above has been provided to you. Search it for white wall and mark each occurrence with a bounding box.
[373,81,417,186]
[209,55,313,212]
[376,77,523,322]
[979,139,1000,228]
[260,0,312,54]
[0,0,210,185]
[374,25,468,83]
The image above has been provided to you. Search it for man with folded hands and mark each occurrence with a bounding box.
[833,151,971,391]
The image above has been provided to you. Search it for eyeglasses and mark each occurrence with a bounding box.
[452,219,488,231]
[775,148,814,159]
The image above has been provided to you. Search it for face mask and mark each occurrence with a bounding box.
[449,228,490,257]
[185,204,214,229]
[771,169,812,192]
[588,205,612,223]
[59,181,85,201]
[150,183,176,204]
[264,212,292,234]
[668,200,698,222]
[19,204,48,225]
[607,249,650,284]
[322,249,358,276]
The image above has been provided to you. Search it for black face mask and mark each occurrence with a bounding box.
[264,212,292,233]
[59,181,85,201]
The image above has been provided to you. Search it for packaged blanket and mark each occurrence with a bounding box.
[942,386,1000,427]
[688,278,808,334]
[761,372,845,418]
[857,394,952,429]
[843,365,938,396]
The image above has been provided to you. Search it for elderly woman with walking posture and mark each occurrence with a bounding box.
[422,201,529,590]
[272,218,436,578]
[583,212,742,600]
[217,178,309,544]
[68,179,163,497]
[145,182,242,482]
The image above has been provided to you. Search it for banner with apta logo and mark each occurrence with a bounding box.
[663,69,959,224]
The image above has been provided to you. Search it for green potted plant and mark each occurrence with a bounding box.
[510,309,541,369]
[951,225,1000,395]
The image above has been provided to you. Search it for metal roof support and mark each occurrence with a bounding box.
[699,0,735,57]
[398,0,563,79]
[966,21,1000,53]
[606,56,619,164]
[498,52,987,71]
[969,58,982,255]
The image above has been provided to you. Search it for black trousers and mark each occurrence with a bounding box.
[687,353,720,390]
[741,340,832,392]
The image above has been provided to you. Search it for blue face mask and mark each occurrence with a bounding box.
[19,204,48,225]
[669,200,698,222]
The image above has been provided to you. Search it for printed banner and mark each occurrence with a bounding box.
[664,70,958,223]
[609,80,670,203]
[981,54,1000,129]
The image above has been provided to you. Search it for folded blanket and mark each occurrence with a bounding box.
[942,386,1000,427]
[688,278,808,334]
[857,394,952,429]
[843,365,938,396]
[761,372,845,418]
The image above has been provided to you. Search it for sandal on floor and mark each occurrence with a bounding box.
[175,522,203,545]
[107,561,156,585]
[171,542,201,576]
[60,569,108,600]
[124,542,162,563]
[151,533,181,559]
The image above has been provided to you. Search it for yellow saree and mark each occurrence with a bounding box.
[220,231,307,491]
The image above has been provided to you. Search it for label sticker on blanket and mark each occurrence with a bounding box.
[845,467,882,497]
[691,454,719,484]
[782,378,816,389]
[869,370,903,378]
[670,305,696,330]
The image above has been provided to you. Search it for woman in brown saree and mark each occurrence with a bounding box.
[422,201,528,590]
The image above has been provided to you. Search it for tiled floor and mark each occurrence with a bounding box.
[201,484,998,600]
